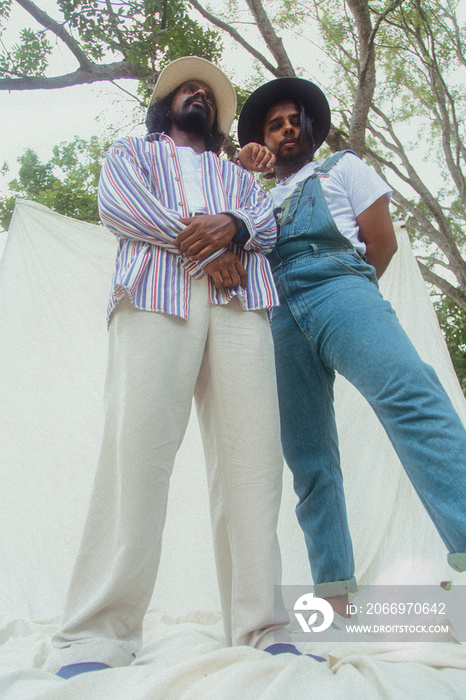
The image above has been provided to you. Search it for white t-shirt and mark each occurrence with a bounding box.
[269,152,392,254]
[175,145,208,214]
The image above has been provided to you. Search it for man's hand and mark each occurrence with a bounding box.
[203,250,248,289]
[176,213,237,259]
[236,143,276,173]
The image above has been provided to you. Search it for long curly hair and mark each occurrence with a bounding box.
[146,87,226,155]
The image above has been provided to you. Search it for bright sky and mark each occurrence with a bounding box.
[0,1,147,184]
[0,0,331,192]
[1,1,465,197]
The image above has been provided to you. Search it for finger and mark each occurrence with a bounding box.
[253,146,266,168]
[186,242,218,259]
[224,267,240,288]
[245,142,259,156]
[262,154,276,171]
[177,217,208,242]
[210,270,224,289]
[177,226,206,254]
[255,163,273,173]
[185,233,231,259]
[235,260,248,288]
[257,146,268,161]
[182,239,211,257]
[255,147,274,170]
[176,224,196,247]
[212,259,234,289]
[250,143,261,160]
[216,263,233,288]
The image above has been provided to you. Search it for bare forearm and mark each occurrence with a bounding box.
[356,195,398,279]
[364,239,398,279]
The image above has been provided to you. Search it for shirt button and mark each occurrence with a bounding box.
[170,153,176,157]
[178,202,183,206]
[175,176,180,181]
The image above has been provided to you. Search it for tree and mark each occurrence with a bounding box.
[435,295,466,394]
[306,0,466,312]
[0,0,221,100]
[188,0,466,391]
[0,136,111,228]
[1,0,465,389]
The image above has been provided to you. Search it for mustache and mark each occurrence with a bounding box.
[280,136,299,147]
[185,95,210,111]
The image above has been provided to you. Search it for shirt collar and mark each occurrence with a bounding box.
[146,132,173,145]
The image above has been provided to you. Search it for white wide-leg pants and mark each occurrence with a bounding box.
[52,279,288,667]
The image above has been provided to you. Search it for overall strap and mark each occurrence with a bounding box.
[274,150,356,229]
[312,149,356,176]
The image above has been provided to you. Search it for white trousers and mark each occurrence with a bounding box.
[52,279,288,667]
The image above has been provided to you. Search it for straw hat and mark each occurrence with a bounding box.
[149,56,237,135]
[238,77,330,149]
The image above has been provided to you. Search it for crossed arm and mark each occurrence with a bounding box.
[99,140,277,290]
[173,142,277,288]
[176,213,247,289]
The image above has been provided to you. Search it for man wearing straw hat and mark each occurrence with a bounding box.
[50,57,294,678]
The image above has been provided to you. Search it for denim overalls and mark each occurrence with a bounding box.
[268,152,466,596]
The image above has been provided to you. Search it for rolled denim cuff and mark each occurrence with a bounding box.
[313,576,358,598]
[448,552,466,572]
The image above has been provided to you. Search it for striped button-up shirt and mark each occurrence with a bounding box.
[98,133,280,321]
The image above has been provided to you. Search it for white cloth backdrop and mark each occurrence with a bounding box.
[0,199,465,699]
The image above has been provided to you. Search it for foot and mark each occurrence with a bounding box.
[265,643,326,662]
[56,662,111,678]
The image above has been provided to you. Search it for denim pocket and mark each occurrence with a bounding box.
[327,252,377,284]
[282,195,314,238]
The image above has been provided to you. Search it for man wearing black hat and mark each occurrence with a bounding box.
[238,78,466,622]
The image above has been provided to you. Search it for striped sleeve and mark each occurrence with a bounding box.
[222,165,278,253]
[98,139,185,253]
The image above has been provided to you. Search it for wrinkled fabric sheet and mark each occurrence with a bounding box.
[0,200,465,699]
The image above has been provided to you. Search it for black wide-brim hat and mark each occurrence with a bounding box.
[238,77,331,150]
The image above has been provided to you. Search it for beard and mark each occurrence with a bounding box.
[172,100,211,138]
[272,139,315,182]
[274,139,311,170]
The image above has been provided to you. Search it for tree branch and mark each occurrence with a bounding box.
[417,261,466,312]
[0,59,149,90]
[367,104,453,227]
[244,0,296,76]
[14,0,94,70]
[188,0,280,76]
[412,1,466,203]
[416,254,452,274]
[387,184,466,290]
[367,0,404,57]
[345,0,376,154]
[345,0,404,156]
[105,0,128,58]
